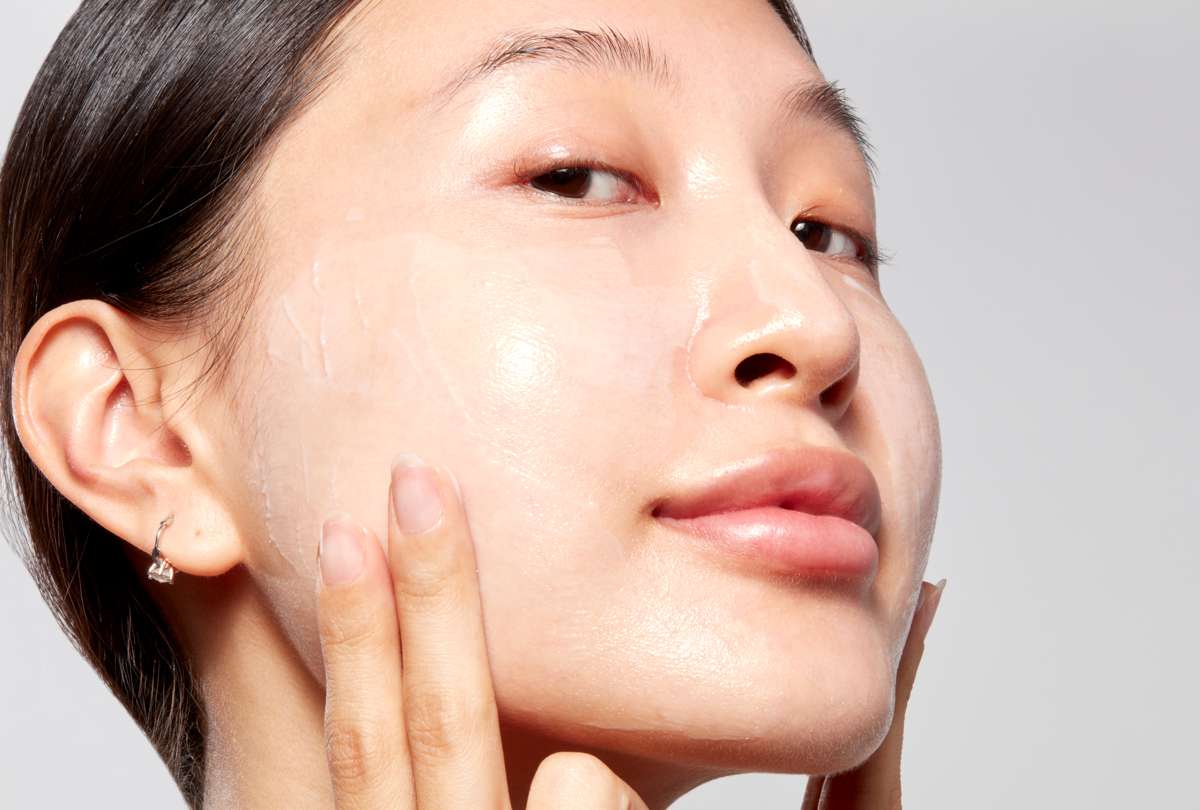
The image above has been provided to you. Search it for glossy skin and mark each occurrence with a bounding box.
[309,459,945,808]
[11,0,941,805]
[243,0,939,781]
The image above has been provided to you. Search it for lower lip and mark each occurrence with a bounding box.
[656,506,878,579]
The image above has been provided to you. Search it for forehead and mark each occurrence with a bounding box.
[255,0,874,228]
[331,0,820,110]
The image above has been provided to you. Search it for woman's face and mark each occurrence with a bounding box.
[228,0,940,775]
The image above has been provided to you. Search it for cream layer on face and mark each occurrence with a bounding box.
[248,224,703,568]
[241,212,749,717]
[239,223,936,741]
[222,0,941,761]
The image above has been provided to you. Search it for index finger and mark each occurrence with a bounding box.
[386,455,511,809]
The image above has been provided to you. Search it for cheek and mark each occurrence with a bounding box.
[386,232,695,569]
[239,228,698,667]
[844,291,942,654]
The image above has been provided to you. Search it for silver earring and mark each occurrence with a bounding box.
[147,513,176,585]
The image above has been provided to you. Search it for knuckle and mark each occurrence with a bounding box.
[319,609,380,654]
[324,717,392,787]
[532,751,622,801]
[404,686,495,762]
[392,560,470,606]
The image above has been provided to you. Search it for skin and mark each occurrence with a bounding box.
[311,459,945,808]
[10,0,943,806]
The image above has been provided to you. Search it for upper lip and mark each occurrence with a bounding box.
[651,445,883,537]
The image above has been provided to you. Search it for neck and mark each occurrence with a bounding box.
[173,567,331,808]
[171,568,716,809]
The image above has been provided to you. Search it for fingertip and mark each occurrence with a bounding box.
[927,577,948,626]
[319,514,367,588]
[912,580,933,617]
[390,454,446,536]
[911,578,946,643]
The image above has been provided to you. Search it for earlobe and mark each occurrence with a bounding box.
[10,299,244,578]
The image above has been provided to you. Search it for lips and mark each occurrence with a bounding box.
[650,445,883,578]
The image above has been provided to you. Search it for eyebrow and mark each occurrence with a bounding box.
[777,80,876,179]
[428,25,876,177]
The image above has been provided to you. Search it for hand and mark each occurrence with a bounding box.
[314,455,649,809]
[801,578,947,810]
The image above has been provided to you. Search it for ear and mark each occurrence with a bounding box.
[10,299,244,577]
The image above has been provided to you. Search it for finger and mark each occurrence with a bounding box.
[526,752,651,810]
[814,578,947,810]
[801,775,827,810]
[387,454,510,808]
[316,513,416,808]
[895,578,946,711]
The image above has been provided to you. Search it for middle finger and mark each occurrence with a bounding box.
[387,454,511,808]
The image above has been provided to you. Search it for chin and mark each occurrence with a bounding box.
[671,639,898,777]
[498,619,898,779]
[682,597,901,776]
[748,666,896,777]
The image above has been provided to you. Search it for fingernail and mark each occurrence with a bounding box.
[928,577,948,623]
[319,515,365,587]
[391,454,444,535]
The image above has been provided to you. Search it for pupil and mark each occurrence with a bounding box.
[531,167,591,198]
[793,220,831,252]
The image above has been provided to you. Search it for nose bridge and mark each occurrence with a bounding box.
[683,195,862,418]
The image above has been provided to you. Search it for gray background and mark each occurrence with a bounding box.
[3,1,1197,807]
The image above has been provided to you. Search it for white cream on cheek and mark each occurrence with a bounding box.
[248,225,697,572]
[840,272,871,296]
[832,278,941,669]
[214,1,943,760]
[238,49,934,746]
[245,212,936,743]
[396,231,690,546]
[244,226,723,699]
[249,222,843,729]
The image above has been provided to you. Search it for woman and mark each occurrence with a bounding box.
[0,0,945,807]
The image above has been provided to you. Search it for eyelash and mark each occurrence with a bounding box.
[511,155,646,204]
[791,210,883,278]
[512,156,882,278]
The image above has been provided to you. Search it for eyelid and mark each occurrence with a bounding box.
[793,208,882,277]
[509,154,657,206]
[503,155,881,275]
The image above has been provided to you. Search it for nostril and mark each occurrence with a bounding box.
[734,353,796,388]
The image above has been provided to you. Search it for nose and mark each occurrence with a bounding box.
[686,213,862,422]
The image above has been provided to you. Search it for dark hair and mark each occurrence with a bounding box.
[0,2,813,805]
[1,2,366,805]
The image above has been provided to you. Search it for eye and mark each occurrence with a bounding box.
[791,218,879,277]
[521,159,643,205]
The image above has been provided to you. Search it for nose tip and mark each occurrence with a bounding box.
[688,295,862,421]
